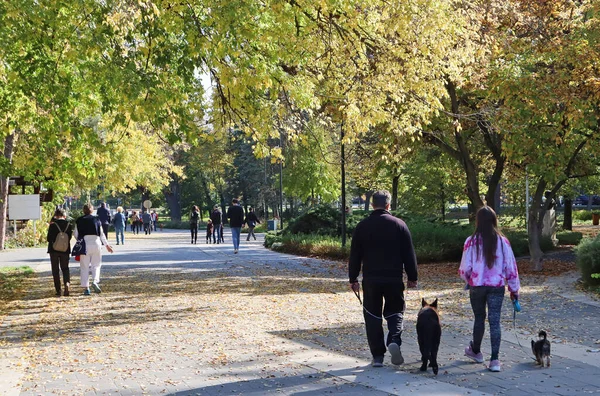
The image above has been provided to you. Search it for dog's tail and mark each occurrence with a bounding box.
[539,330,547,340]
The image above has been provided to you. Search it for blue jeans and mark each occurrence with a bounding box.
[231,227,241,250]
[115,227,124,244]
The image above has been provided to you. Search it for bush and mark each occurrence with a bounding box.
[407,222,473,262]
[285,205,341,236]
[576,236,600,286]
[573,210,593,221]
[503,230,554,257]
[161,220,193,229]
[264,231,283,248]
[557,231,583,246]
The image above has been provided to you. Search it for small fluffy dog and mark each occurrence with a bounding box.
[416,298,441,375]
[531,330,551,367]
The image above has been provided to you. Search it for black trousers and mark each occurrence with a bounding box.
[362,279,405,358]
[190,223,198,242]
[50,253,70,292]
[101,224,109,239]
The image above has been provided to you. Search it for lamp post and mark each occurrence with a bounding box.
[341,120,346,248]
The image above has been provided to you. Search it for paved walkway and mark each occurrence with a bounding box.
[0,229,599,395]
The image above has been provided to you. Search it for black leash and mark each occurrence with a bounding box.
[352,284,406,321]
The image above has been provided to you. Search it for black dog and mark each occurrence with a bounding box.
[416,298,441,375]
[532,330,551,367]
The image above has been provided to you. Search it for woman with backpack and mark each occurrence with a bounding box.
[459,206,520,373]
[46,208,73,296]
[75,204,113,295]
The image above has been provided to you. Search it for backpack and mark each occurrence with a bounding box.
[53,222,70,252]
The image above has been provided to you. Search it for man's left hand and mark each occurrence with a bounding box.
[407,280,418,289]
[349,282,360,293]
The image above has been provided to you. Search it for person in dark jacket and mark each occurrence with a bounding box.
[190,205,200,244]
[244,207,261,241]
[227,198,245,253]
[210,206,222,244]
[47,208,73,296]
[96,202,111,239]
[142,210,152,235]
[348,190,418,368]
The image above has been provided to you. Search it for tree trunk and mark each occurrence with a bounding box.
[163,178,182,221]
[391,174,399,210]
[0,132,17,250]
[528,179,547,271]
[563,198,573,230]
[200,176,214,215]
[440,181,446,221]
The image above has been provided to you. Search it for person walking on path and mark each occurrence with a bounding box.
[459,206,521,373]
[130,211,140,234]
[190,205,200,244]
[46,208,73,296]
[210,206,222,244]
[348,190,418,368]
[75,204,113,295]
[227,198,245,254]
[244,207,261,241]
[113,206,126,245]
[96,202,111,239]
[142,210,152,235]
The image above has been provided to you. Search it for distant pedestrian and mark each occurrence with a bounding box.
[190,205,200,244]
[46,208,73,296]
[75,204,113,295]
[244,207,261,241]
[459,206,520,373]
[152,210,158,231]
[227,198,244,253]
[130,211,140,234]
[113,206,126,245]
[96,202,111,239]
[142,210,152,235]
[348,190,418,368]
[206,219,214,244]
[210,206,222,244]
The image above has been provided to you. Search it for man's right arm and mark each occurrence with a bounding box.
[348,225,362,283]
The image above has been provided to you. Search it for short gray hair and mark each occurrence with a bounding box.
[372,190,391,209]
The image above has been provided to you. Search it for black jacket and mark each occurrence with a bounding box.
[348,209,418,284]
[210,210,222,225]
[47,218,73,254]
[190,210,199,224]
[227,205,245,227]
[76,215,102,237]
[96,206,111,225]
[244,212,260,227]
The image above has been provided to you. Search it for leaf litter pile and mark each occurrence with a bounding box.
[0,242,596,395]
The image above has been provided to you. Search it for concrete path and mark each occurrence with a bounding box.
[0,229,599,395]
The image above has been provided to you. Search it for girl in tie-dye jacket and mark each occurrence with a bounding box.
[459,206,520,373]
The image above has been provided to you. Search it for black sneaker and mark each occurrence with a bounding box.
[371,356,384,368]
[388,343,404,365]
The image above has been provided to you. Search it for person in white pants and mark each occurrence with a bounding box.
[75,204,113,295]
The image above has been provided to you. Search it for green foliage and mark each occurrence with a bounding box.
[576,236,600,286]
[556,231,583,246]
[502,231,554,257]
[573,210,593,221]
[264,231,283,248]
[407,222,473,262]
[285,205,341,236]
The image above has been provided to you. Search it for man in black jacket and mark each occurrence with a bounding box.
[96,202,111,239]
[348,190,418,367]
[227,198,245,253]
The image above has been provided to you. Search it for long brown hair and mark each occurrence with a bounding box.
[472,206,503,269]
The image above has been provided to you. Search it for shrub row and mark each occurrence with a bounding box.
[576,235,600,286]
[265,223,555,263]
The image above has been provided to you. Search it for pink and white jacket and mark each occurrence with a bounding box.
[459,235,520,293]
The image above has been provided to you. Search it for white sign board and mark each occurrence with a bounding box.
[8,195,41,220]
